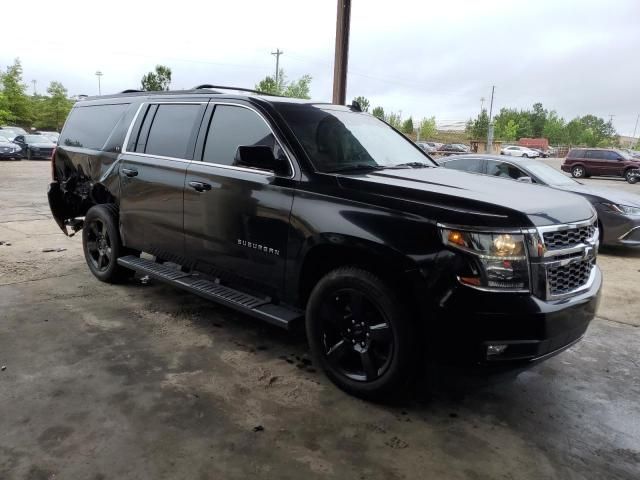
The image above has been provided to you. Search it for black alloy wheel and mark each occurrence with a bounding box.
[319,288,394,382]
[306,267,415,400]
[85,218,112,273]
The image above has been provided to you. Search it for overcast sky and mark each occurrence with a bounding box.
[3,0,639,135]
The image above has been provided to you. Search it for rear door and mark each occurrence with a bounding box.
[183,102,296,296]
[442,157,485,174]
[119,101,206,262]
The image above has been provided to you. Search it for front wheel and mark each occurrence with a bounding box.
[306,267,416,400]
[522,153,528,158]
[26,149,32,160]
[625,169,638,184]
[571,165,586,178]
[82,204,133,283]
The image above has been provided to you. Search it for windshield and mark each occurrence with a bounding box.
[617,149,634,160]
[525,162,578,186]
[276,105,437,172]
[0,135,10,142]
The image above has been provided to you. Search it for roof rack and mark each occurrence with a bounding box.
[192,84,281,97]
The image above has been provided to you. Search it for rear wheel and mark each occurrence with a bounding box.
[522,153,528,158]
[306,267,415,400]
[571,165,586,178]
[82,204,134,283]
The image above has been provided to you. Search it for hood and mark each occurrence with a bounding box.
[555,184,640,208]
[336,167,595,228]
[0,141,17,148]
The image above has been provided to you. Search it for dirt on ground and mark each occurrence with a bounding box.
[1,160,639,480]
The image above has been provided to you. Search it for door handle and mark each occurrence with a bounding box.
[188,181,212,192]
[122,168,138,177]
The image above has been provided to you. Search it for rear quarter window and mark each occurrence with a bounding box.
[60,104,130,150]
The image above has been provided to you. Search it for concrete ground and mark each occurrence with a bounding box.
[1,160,639,480]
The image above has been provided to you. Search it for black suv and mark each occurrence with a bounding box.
[49,86,602,399]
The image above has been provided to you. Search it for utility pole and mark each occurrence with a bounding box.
[31,80,37,96]
[271,49,283,86]
[480,97,485,114]
[95,70,103,95]
[332,0,351,105]
[608,114,615,124]
[486,86,495,154]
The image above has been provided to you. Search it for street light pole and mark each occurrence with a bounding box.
[332,0,351,105]
[486,86,495,154]
[95,70,103,95]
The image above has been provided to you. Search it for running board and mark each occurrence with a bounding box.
[117,255,302,329]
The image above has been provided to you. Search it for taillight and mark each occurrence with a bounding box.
[51,146,57,180]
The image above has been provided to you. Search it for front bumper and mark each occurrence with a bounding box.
[426,266,602,368]
[0,150,23,159]
[599,210,640,246]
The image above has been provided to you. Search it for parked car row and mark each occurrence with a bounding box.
[0,126,58,160]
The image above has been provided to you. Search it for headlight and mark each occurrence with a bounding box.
[602,203,640,216]
[440,228,530,291]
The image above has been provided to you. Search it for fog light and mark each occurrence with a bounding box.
[487,345,508,356]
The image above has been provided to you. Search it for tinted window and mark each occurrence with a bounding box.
[443,158,483,173]
[486,160,528,180]
[602,151,621,160]
[60,104,129,149]
[203,105,275,166]
[144,104,202,159]
[568,149,586,158]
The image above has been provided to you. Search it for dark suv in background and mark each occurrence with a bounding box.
[562,148,640,181]
[48,86,602,399]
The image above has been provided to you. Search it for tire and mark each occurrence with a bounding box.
[624,169,637,183]
[571,165,586,178]
[306,267,416,400]
[26,149,32,160]
[82,204,133,283]
[522,153,528,158]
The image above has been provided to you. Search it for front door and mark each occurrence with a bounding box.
[119,101,206,262]
[183,103,296,296]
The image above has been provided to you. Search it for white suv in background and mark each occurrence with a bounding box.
[500,145,541,158]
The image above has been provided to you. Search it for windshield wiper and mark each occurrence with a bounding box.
[324,164,386,173]
[391,162,434,169]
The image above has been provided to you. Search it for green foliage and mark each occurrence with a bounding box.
[0,92,11,124]
[372,106,385,119]
[542,111,567,145]
[141,65,172,91]
[419,116,437,139]
[255,69,312,99]
[1,58,31,125]
[466,109,489,139]
[385,112,402,129]
[530,102,547,138]
[34,82,74,131]
[401,116,414,134]
[502,119,519,141]
[352,96,370,112]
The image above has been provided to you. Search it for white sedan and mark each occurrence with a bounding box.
[500,145,540,158]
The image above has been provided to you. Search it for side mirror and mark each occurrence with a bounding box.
[517,176,533,183]
[235,145,290,176]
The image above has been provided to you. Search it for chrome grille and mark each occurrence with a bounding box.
[543,224,596,250]
[547,258,594,296]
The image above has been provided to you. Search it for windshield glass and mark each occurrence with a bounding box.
[617,149,633,160]
[276,104,437,171]
[525,161,578,186]
[0,135,10,142]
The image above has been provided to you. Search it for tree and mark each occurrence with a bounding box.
[141,65,172,91]
[401,116,414,134]
[385,112,402,129]
[502,119,519,141]
[1,58,31,125]
[0,92,11,124]
[35,82,74,131]
[542,111,567,145]
[352,96,370,112]
[529,102,547,138]
[419,116,437,140]
[466,109,489,139]
[255,69,312,99]
[372,106,385,119]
